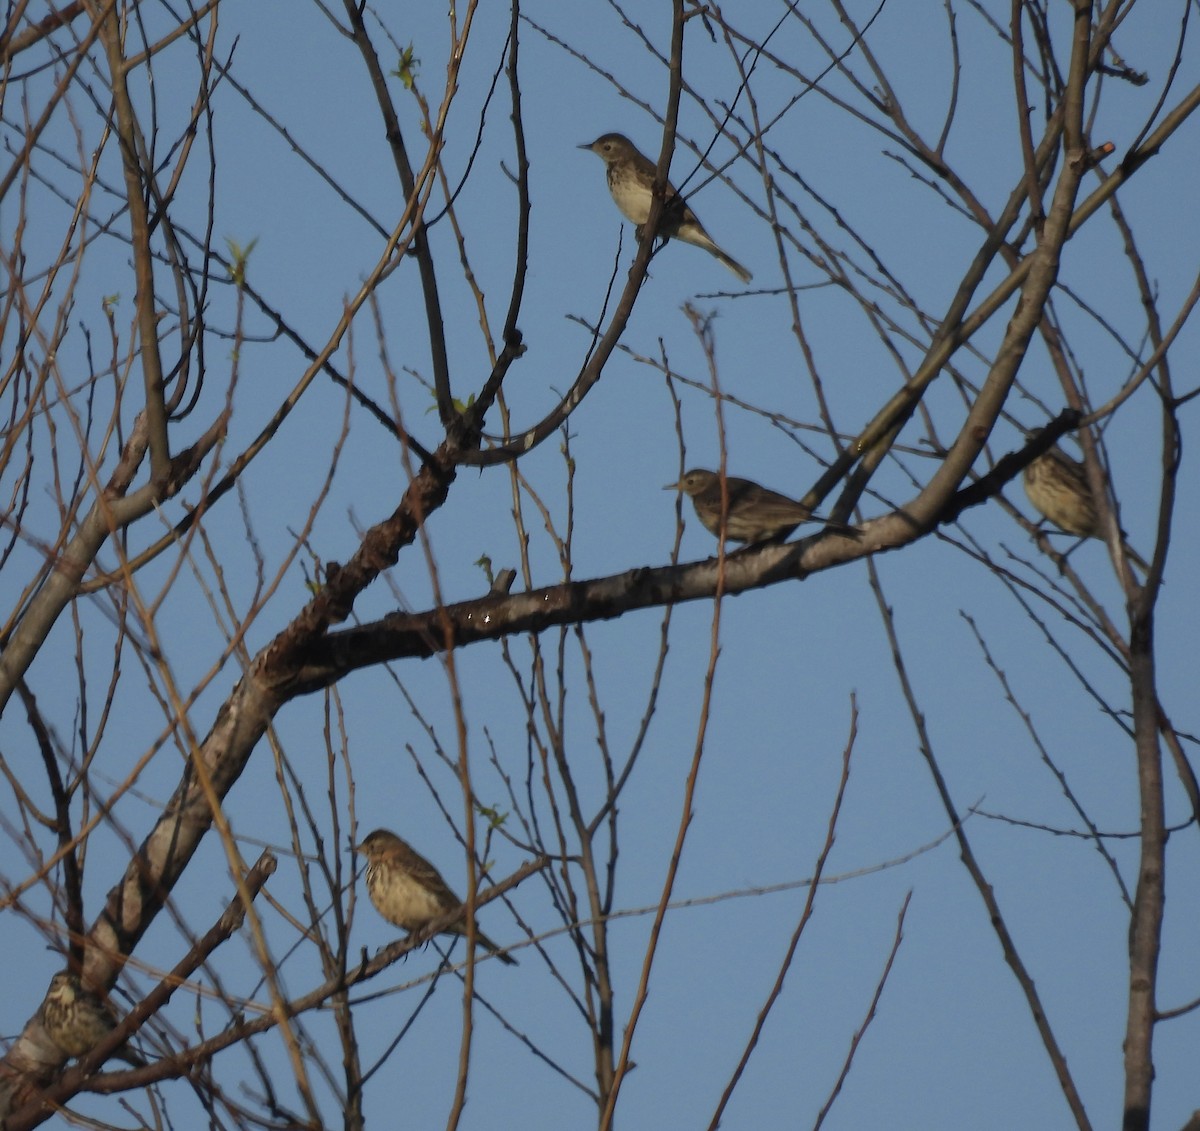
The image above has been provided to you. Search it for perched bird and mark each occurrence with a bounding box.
[665,469,856,544]
[1023,446,1149,571]
[356,829,517,965]
[579,133,752,283]
[40,971,145,1066]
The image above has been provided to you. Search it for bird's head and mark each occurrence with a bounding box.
[663,469,718,498]
[578,133,636,164]
[356,829,403,860]
[46,971,79,1003]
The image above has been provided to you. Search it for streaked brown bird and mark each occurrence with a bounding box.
[665,469,856,544]
[579,133,752,284]
[1023,446,1149,571]
[356,829,517,965]
[40,971,145,1066]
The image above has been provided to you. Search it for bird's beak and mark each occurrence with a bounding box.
[353,843,366,855]
[577,141,594,151]
[663,481,683,491]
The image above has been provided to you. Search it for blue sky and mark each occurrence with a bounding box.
[3,2,1200,1128]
